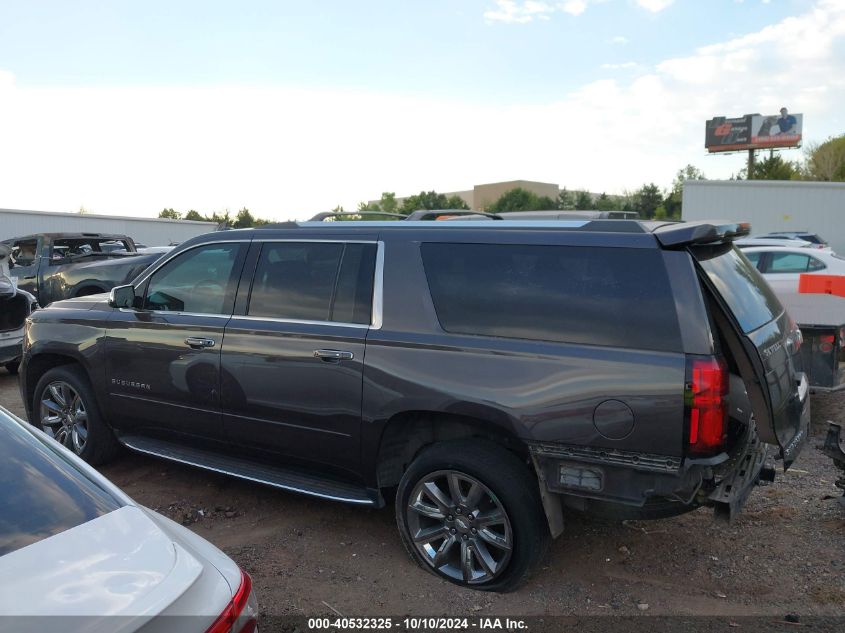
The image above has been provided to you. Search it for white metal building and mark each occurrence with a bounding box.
[0,208,217,246]
[682,180,845,254]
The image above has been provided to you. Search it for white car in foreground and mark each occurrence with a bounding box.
[0,405,258,633]
[740,246,845,294]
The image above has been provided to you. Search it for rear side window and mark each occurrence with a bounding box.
[248,242,376,324]
[768,252,825,273]
[420,243,681,351]
[0,416,120,557]
[694,245,783,333]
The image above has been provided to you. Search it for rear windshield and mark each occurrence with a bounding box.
[0,412,121,557]
[694,244,783,333]
[421,242,682,352]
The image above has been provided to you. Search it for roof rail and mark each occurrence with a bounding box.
[308,211,407,221]
[404,209,502,221]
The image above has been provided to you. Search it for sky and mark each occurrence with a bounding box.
[1,0,843,221]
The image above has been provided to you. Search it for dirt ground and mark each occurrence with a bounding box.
[1,370,843,622]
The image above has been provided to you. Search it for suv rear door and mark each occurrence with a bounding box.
[219,237,380,476]
[655,224,809,466]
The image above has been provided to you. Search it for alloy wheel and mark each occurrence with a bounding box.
[40,380,89,454]
[406,470,513,584]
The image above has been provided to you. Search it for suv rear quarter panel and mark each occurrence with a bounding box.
[361,231,689,480]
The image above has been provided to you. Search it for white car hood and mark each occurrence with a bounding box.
[0,505,203,619]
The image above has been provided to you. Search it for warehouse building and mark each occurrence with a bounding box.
[0,208,217,246]
[682,180,845,254]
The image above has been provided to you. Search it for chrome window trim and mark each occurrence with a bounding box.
[121,237,385,327]
[231,315,369,329]
[133,239,252,287]
[371,241,384,329]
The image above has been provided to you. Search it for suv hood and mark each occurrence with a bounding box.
[0,506,203,618]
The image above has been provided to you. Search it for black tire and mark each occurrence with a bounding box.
[33,365,121,465]
[4,360,20,375]
[395,440,550,592]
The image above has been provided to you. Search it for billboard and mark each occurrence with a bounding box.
[705,110,803,153]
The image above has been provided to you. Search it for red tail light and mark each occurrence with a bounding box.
[686,356,728,455]
[205,569,257,633]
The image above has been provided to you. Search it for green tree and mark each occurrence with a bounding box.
[632,183,663,220]
[379,192,399,214]
[557,188,574,210]
[400,190,467,214]
[574,191,593,210]
[232,207,256,228]
[487,188,554,213]
[445,195,471,210]
[595,192,617,211]
[184,210,204,221]
[751,154,801,180]
[663,164,705,219]
[158,208,181,220]
[804,135,845,181]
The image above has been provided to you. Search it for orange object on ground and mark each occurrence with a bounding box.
[798,274,845,298]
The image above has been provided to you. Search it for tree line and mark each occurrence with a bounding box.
[158,134,845,225]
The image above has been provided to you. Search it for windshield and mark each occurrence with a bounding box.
[693,244,784,334]
[0,409,121,557]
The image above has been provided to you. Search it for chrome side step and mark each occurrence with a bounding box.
[119,435,377,506]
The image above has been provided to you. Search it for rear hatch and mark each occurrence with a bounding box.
[654,222,808,467]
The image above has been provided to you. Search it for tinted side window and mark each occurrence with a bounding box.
[421,243,681,351]
[768,252,824,273]
[247,242,376,324]
[144,243,242,314]
[744,251,763,268]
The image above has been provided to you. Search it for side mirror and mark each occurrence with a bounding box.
[108,284,137,309]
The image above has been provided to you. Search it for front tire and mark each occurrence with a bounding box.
[33,365,121,465]
[395,440,550,592]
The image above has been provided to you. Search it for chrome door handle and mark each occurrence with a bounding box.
[185,337,215,349]
[314,349,354,361]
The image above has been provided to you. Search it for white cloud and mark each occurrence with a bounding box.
[600,61,638,69]
[484,1,556,23]
[484,0,602,23]
[611,35,630,44]
[562,1,588,16]
[636,0,674,12]
[1,2,844,219]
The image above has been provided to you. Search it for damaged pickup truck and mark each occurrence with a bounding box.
[1,233,161,307]
[0,244,38,374]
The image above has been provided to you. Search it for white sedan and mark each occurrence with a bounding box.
[0,405,258,633]
[740,246,845,294]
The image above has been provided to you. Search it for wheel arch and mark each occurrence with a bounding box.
[373,411,532,491]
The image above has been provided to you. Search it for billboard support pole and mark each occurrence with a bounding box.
[747,148,756,180]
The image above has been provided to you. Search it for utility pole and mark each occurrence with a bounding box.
[747,148,756,180]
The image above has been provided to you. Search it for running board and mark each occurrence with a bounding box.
[119,435,378,506]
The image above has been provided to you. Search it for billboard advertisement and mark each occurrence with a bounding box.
[750,111,802,148]
[705,109,803,153]
[705,116,752,152]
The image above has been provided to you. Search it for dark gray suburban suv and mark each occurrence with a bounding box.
[20,219,810,591]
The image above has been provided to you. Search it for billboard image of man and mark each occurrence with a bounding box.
[777,107,797,134]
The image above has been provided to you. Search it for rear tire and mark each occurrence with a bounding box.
[395,440,550,592]
[4,361,19,375]
[33,365,121,465]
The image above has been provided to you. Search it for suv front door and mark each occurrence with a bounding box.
[220,238,379,476]
[4,238,41,299]
[104,241,248,443]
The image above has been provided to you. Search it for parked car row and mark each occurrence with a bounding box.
[17,217,809,592]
